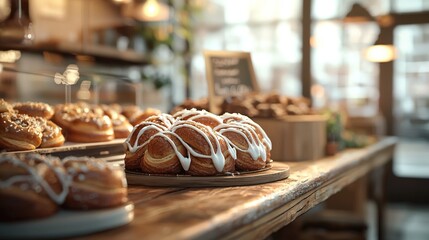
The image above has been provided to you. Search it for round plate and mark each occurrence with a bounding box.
[125,162,290,187]
[0,203,134,239]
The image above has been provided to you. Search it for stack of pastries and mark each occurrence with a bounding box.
[0,153,128,221]
[124,109,272,176]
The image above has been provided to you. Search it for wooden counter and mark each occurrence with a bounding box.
[80,137,397,240]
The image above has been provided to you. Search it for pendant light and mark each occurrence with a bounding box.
[364,31,397,62]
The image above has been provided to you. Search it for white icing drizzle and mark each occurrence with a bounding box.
[0,154,71,204]
[128,111,271,173]
[221,112,272,150]
[215,122,267,161]
[124,122,167,153]
[170,121,226,172]
[174,108,223,126]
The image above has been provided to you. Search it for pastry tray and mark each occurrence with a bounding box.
[125,161,290,187]
[0,202,134,239]
[1,139,126,159]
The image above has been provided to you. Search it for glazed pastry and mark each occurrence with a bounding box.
[173,108,222,129]
[0,112,43,151]
[172,120,235,175]
[124,115,171,170]
[0,99,14,113]
[0,154,68,221]
[62,156,127,210]
[53,104,114,143]
[124,110,271,175]
[129,108,162,126]
[35,117,65,148]
[101,105,133,139]
[142,132,186,174]
[13,102,55,119]
[216,115,269,171]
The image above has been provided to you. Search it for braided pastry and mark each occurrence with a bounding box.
[124,114,173,170]
[124,109,272,176]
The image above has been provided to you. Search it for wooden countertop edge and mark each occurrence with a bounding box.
[78,137,397,240]
[218,138,397,240]
[172,137,397,240]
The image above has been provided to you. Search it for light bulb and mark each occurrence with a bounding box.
[143,0,160,18]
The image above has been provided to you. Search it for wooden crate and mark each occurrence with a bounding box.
[254,115,327,162]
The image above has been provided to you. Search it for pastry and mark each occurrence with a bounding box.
[121,105,142,122]
[101,105,133,139]
[13,102,55,119]
[129,108,162,126]
[35,117,65,148]
[173,108,222,128]
[0,98,14,113]
[0,153,68,221]
[0,153,128,221]
[0,112,43,151]
[216,113,272,171]
[124,114,172,170]
[124,109,271,175]
[62,156,128,210]
[53,103,114,142]
[142,132,186,174]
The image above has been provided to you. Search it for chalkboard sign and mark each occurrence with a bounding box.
[204,51,260,114]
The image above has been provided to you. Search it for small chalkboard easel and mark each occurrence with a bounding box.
[204,50,260,114]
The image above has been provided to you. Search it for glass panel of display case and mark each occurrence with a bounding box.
[393,24,429,178]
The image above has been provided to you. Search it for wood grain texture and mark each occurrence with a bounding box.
[75,137,397,240]
[125,162,290,187]
[254,116,326,162]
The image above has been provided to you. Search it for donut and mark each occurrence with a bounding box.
[13,102,54,119]
[0,112,43,151]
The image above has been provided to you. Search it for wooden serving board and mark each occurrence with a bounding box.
[125,161,290,187]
